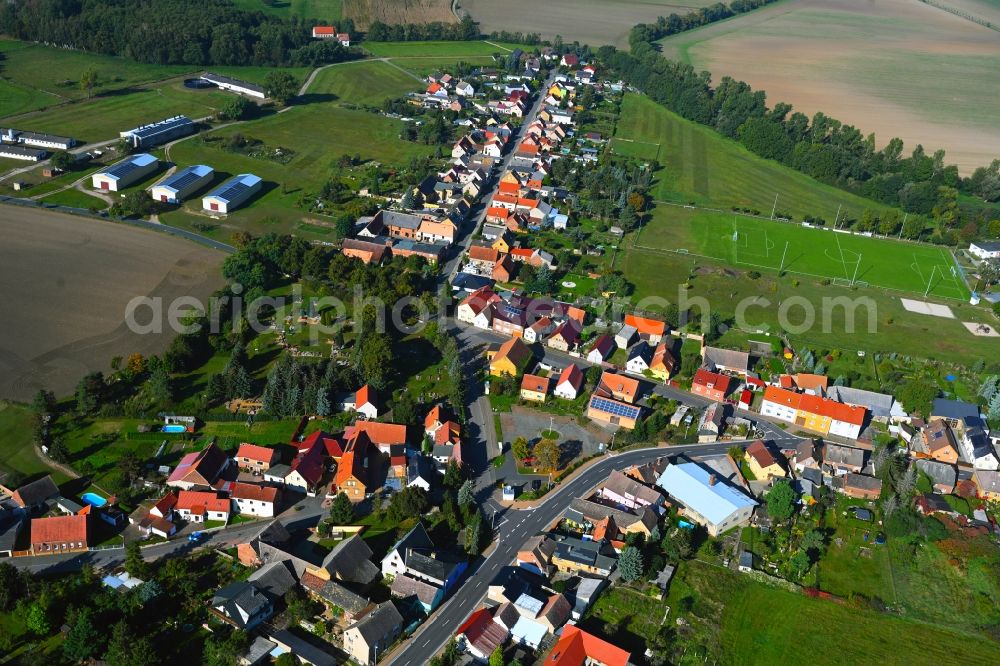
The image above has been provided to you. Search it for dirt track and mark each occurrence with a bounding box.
[0,207,225,401]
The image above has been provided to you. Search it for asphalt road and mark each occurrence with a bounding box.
[385,441,737,666]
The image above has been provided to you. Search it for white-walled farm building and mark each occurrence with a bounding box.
[120,116,194,149]
[150,165,214,203]
[91,153,159,192]
[200,72,266,100]
[202,173,262,214]
[0,144,47,162]
[1,128,75,150]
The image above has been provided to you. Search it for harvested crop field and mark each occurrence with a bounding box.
[344,0,455,29]
[463,0,722,47]
[657,0,1000,174]
[0,207,225,401]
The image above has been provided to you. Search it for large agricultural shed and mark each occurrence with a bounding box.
[200,72,266,99]
[120,115,194,149]
[0,144,47,162]
[202,173,262,214]
[150,164,214,203]
[1,128,75,150]
[91,153,159,191]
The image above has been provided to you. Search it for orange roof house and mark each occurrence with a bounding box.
[488,337,533,377]
[624,314,667,342]
[300,429,346,459]
[794,373,829,393]
[545,625,630,666]
[520,374,551,402]
[236,443,278,472]
[334,435,370,502]
[650,343,677,380]
[761,386,867,438]
[30,514,89,554]
[744,440,786,480]
[469,245,500,265]
[492,254,516,283]
[346,421,408,453]
[596,371,640,404]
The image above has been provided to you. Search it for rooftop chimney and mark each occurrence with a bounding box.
[709,474,717,486]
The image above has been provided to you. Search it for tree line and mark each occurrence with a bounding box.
[0,0,358,66]
[365,16,480,42]
[602,1,1000,243]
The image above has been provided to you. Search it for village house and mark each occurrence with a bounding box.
[211,581,273,630]
[547,319,580,352]
[744,440,787,480]
[544,625,630,666]
[656,462,757,536]
[456,607,510,661]
[523,316,555,344]
[599,469,667,513]
[30,514,89,554]
[10,475,59,511]
[915,459,957,494]
[760,386,867,440]
[341,384,380,420]
[489,337,533,377]
[649,343,677,381]
[698,402,726,442]
[624,314,667,344]
[822,443,866,476]
[911,419,960,464]
[587,371,642,429]
[691,368,733,403]
[230,482,279,518]
[554,364,584,400]
[166,442,230,490]
[586,335,615,364]
[517,534,557,577]
[341,238,390,265]
[236,443,278,475]
[343,602,404,665]
[625,341,653,374]
[382,523,434,577]
[702,346,751,375]
[549,534,617,577]
[174,490,230,523]
[838,473,883,500]
[973,469,1000,500]
[520,374,550,402]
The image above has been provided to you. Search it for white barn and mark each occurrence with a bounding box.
[91,153,159,192]
[200,72,266,100]
[150,164,214,203]
[202,173,262,214]
[0,144,47,162]
[120,116,194,149]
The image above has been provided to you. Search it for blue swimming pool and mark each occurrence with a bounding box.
[81,492,107,508]
[162,424,187,433]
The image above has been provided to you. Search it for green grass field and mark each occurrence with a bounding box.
[2,80,234,144]
[164,102,432,237]
[720,577,1000,664]
[361,40,523,57]
[636,205,968,299]
[386,55,497,78]
[38,188,109,210]
[613,93,889,221]
[310,60,421,106]
[0,401,69,482]
[229,0,342,21]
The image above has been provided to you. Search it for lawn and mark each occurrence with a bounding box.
[2,79,234,144]
[583,585,665,656]
[815,502,894,602]
[229,0,342,21]
[309,59,422,107]
[0,401,69,483]
[619,244,998,366]
[361,40,525,57]
[720,572,1000,663]
[635,205,968,300]
[388,55,497,78]
[38,188,108,210]
[613,93,889,221]
[164,100,433,236]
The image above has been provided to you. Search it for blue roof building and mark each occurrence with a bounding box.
[203,173,262,214]
[150,164,214,203]
[656,462,757,536]
[91,153,159,192]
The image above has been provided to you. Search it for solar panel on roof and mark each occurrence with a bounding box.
[165,168,206,191]
[590,396,640,419]
[217,181,250,202]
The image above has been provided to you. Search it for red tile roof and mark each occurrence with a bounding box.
[236,443,277,465]
[598,371,640,403]
[457,608,508,657]
[746,440,778,469]
[546,625,629,666]
[347,421,408,447]
[557,363,583,391]
[312,26,335,35]
[31,514,88,546]
[175,491,229,515]
[355,384,376,408]
[301,430,345,458]
[151,493,178,516]
[230,482,278,504]
[335,435,369,488]
[692,368,733,396]
[521,373,550,394]
[290,438,327,486]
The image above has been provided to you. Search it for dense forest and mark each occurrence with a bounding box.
[599,0,1000,242]
[0,0,356,66]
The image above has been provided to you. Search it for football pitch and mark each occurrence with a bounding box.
[636,206,969,300]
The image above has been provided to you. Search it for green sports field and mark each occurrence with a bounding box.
[637,205,968,300]
[309,59,421,106]
[613,93,890,221]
